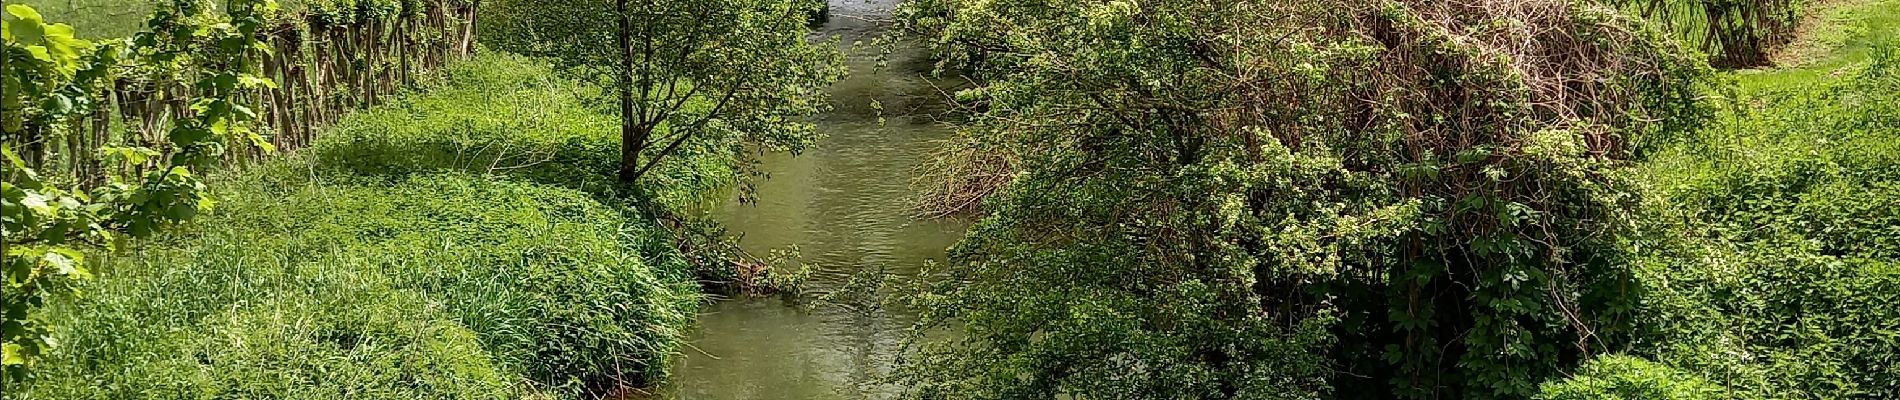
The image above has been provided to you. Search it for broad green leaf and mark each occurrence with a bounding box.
[45,248,87,279]
[248,133,277,154]
[4,4,44,21]
[2,342,23,365]
[164,200,196,220]
[238,74,278,89]
[20,192,54,216]
[42,250,74,275]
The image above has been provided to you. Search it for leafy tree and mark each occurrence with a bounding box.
[895,0,1714,398]
[480,0,842,185]
[2,0,276,384]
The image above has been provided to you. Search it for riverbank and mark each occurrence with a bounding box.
[13,53,718,399]
[1592,2,1899,397]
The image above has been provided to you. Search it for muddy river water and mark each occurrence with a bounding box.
[663,1,969,398]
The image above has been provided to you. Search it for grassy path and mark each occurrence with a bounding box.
[1740,0,1900,90]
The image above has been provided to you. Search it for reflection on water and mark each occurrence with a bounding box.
[665,1,969,399]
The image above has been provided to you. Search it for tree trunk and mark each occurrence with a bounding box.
[85,91,110,188]
[460,1,479,57]
[616,0,639,184]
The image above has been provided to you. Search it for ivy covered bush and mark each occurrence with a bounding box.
[896,0,1715,398]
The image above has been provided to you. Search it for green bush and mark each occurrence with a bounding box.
[12,185,517,399]
[1537,355,1727,400]
[895,0,1716,399]
[1632,239,1900,400]
[1645,61,1900,259]
[23,268,517,399]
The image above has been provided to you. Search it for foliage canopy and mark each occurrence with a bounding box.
[479,0,842,184]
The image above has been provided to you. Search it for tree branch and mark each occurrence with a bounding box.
[629,86,739,182]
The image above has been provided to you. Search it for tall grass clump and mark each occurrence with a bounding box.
[1628,36,1900,399]
[299,52,768,290]
[16,171,701,398]
[12,52,711,399]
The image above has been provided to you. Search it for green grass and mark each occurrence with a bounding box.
[1734,0,1900,91]
[1538,355,1729,400]
[1624,8,1900,398]
[309,52,742,211]
[4,0,154,39]
[12,53,719,399]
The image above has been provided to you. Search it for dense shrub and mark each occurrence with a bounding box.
[1536,355,1728,400]
[895,0,1715,399]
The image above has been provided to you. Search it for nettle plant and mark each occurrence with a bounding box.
[2,1,276,383]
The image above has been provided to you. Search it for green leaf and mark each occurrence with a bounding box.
[248,132,277,154]
[45,248,88,279]
[26,46,52,62]
[4,4,44,22]
[237,74,278,89]
[2,342,24,365]
[20,192,54,216]
[42,250,75,275]
[164,202,197,221]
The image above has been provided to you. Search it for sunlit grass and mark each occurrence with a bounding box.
[4,0,153,39]
[1734,0,1900,92]
[13,53,708,399]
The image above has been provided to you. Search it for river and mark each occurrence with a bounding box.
[662,1,970,398]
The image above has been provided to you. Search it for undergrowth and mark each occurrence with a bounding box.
[1573,22,1900,400]
[1537,355,1729,399]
